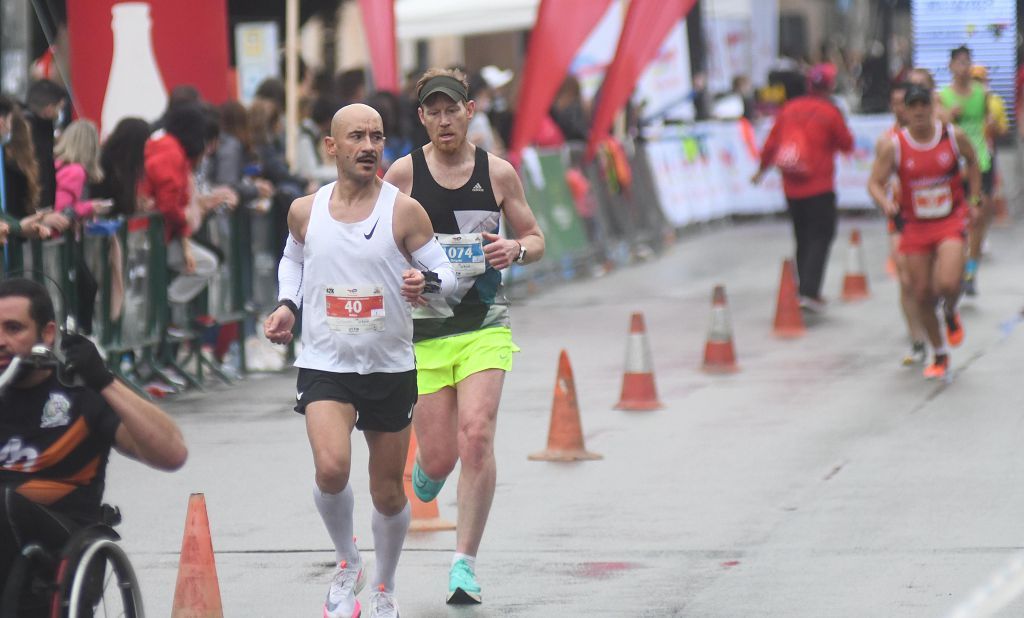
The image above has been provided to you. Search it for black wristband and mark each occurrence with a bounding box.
[421,270,441,294]
[276,299,299,318]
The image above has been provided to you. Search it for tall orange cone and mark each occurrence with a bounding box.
[614,312,663,410]
[529,350,602,461]
[403,432,456,532]
[172,493,224,618]
[703,285,739,373]
[841,229,870,301]
[773,259,806,338]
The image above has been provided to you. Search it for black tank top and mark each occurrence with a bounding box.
[409,146,509,341]
[410,146,500,233]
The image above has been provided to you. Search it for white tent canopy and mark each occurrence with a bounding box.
[395,0,540,39]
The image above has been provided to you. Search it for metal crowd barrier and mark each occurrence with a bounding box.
[508,141,671,294]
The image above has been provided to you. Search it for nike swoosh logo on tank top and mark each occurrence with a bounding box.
[363,218,380,239]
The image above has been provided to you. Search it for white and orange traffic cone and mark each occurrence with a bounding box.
[773,259,806,338]
[403,433,455,532]
[841,229,870,301]
[529,350,602,461]
[703,285,739,373]
[614,312,663,410]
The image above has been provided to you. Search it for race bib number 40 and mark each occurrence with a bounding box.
[325,285,385,334]
[912,184,953,219]
[438,233,485,278]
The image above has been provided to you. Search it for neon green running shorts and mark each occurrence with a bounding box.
[414,327,520,395]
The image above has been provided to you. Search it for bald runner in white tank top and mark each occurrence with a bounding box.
[296,180,414,374]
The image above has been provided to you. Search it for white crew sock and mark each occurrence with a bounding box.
[371,503,411,593]
[313,483,360,565]
[452,552,476,571]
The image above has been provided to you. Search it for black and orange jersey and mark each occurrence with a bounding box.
[0,374,120,522]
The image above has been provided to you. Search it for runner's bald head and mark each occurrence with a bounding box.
[331,103,382,138]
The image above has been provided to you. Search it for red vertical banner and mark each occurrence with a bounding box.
[509,0,612,160]
[585,0,696,161]
[358,0,398,92]
[67,0,229,134]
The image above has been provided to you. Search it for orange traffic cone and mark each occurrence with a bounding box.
[403,432,456,532]
[841,229,870,301]
[614,312,663,410]
[703,285,739,373]
[172,493,224,618]
[773,259,806,338]
[529,350,602,461]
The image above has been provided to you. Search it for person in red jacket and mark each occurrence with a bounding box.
[141,103,219,306]
[752,63,854,312]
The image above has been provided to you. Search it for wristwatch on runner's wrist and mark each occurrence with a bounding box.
[514,241,527,264]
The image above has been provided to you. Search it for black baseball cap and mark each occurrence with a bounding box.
[418,75,468,105]
[904,83,932,105]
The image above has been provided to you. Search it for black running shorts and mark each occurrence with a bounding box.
[294,368,417,432]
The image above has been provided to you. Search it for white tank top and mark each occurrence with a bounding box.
[295,181,414,374]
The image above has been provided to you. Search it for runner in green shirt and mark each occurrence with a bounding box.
[939,45,990,296]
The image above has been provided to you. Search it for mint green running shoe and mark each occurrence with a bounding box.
[447,559,482,604]
[412,461,445,502]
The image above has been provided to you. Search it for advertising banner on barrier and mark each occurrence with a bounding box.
[643,114,893,226]
[520,148,591,266]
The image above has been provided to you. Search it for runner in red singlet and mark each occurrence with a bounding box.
[880,82,927,365]
[867,84,981,379]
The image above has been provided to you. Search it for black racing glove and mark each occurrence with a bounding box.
[61,333,115,391]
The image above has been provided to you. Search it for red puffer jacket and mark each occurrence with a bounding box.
[141,132,192,241]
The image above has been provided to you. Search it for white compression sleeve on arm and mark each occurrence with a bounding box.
[278,234,304,306]
[410,238,457,297]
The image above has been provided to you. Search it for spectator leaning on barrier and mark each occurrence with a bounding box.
[250,94,309,255]
[0,98,51,241]
[192,104,240,228]
[142,103,219,307]
[213,101,274,206]
[54,119,110,335]
[54,120,107,219]
[24,80,66,210]
[92,117,151,218]
[752,63,854,312]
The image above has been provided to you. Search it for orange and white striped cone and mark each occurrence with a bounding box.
[702,285,739,373]
[841,229,870,301]
[614,312,663,410]
[403,433,455,532]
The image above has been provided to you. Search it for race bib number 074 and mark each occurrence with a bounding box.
[438,233,485,278]
[325,285,385,334]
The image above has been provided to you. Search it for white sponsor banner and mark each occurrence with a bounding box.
[643,114,894,226]
[634,20,693,123]
[571,0,692,121]
[706,17,751,94]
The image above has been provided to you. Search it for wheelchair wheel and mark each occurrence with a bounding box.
[54,538,144,618]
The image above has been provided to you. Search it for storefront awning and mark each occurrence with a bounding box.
[395,0,539,39]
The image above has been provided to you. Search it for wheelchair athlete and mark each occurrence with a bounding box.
[0,278,188,609]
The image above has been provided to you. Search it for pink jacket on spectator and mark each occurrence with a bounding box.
[55,160,95,218]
